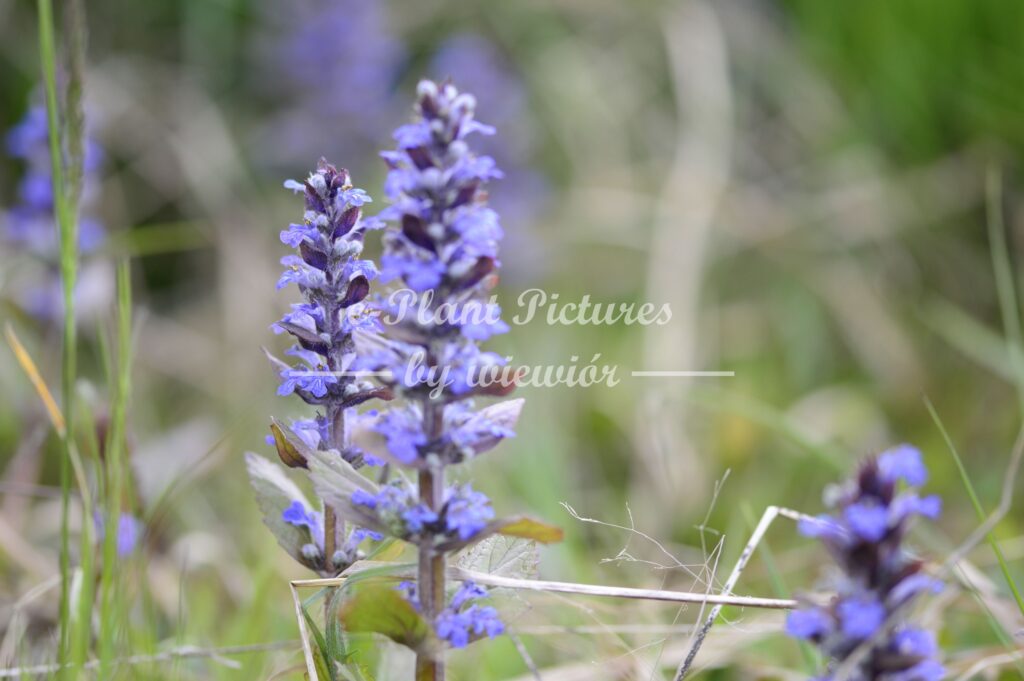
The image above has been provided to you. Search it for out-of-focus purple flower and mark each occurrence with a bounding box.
[786,449,945,679]
[251,0,406,169]
[893,629,937,659]
[889,493,942,523]
[349,479,493,545]
[115,514,142,557]
[785,607,832,640]
[878,444,929,486]
[887,574,944,608]
[433,581,504,649]
[397,580,421,611]
[429,34,550,282]
[374,406,427,464]
[402,504,439,535]
[340,527,383,557]
[837,597,885,639]
[798,514,846,541]
[94,512,143,558]
[2,104,108,321]
[443,484,495,541]
[844,502,889,542]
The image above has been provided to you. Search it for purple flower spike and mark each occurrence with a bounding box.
[314,79,540,658]
[787,446,944,678]
[269,160,387,465]
[362,79,512,406]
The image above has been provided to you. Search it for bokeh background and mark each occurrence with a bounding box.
[2,0,1023,678]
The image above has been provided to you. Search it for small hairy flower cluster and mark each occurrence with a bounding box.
[3,104,106,319]
[352,480,494,543]
[786,445,945,681]
[398,580,504,649]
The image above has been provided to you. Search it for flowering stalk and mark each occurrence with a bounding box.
[786,445,945,681]
[259,160,388,577]
[345,79,532,680]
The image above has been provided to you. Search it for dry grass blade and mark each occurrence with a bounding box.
[953,649,1024,681]
[290,582,321,681]
[3,324,92,513]
[4,323,65,435]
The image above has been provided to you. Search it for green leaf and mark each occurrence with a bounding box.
[325,589,346,671]
[307,450,384,532]
[495,517,563,544]
[302,605,338,681]
[456,535,539,579]
[244,453,314,562]
[339,583,429,651]
[437,515,563,552]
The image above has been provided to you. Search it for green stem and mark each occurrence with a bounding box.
[36,0,78,675]
[925,398,1024,616]
[98,261,133,677]
[415,402,445,681]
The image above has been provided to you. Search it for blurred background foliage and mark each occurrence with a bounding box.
[1,0,1023,678]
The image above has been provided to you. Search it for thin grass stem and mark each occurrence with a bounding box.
[35,0,78,673]
[925,397,1024,615]
[98,261,133,677]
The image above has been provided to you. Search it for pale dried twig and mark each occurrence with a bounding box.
[291,570,797,611]
[673,505,815,680]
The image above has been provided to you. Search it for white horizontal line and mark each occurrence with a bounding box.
[631,371,735,377]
